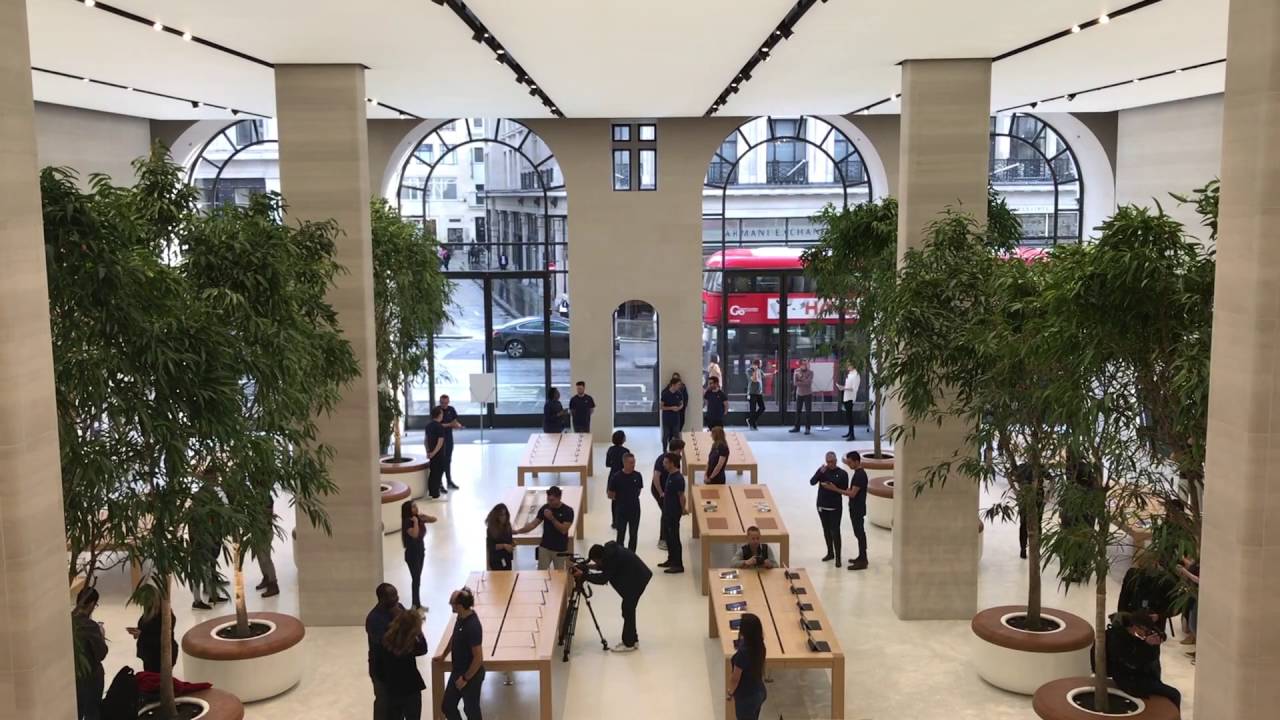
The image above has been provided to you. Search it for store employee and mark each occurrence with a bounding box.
[568,381,596,433]
[515,485,575,570]
[810,451,849,566]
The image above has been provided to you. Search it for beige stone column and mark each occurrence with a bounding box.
[1196,0,1280,716]
[891,59,990,620]
[274,65,382,625]
[0,0,77,716]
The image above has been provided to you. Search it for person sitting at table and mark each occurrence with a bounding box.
[484,503,515,571]
[706,426,730,485]
[514,485,574,570]
[726,612,767,720]
[733,526,775,569]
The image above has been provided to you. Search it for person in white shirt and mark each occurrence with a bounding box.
[836,363,861,440]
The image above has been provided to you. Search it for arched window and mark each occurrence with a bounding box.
[700,116,871,427]
[989,114,1083,246]
[391,119,569,425]
[186,119,280,212]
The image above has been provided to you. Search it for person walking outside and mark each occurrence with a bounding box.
[542,387,568,434]
[810,451,849,565]
[745,359,767,430]
[439,394,463,491]
[485,503,515,571]
[442,588,485,720]
[514,485,574,570]
[651,437,684,551]
[72,587,107,720]
[836,362,861,440]
[843,451,869,570]
[425,406,448,498]
[374,608,429,720]
[789,359,815,434]
[608,452,644,551]
[660,377,684,449]
[401,501,438,608]
[568,381,595,434]
[726,612,767,720]
[704,376,729,429]
[657,453,688,574]
[706,426,730,485]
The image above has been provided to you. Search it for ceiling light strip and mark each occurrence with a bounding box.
[75,0,274,68]
[992,0,1166,62]
[33,66,270,117]
[704,0,826,116]
[429,0,563,117]
[367,98,424,121]
[995,58,1225,113]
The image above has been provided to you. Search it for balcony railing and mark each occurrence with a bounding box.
[989,155,1077,184]
[766,160,808,185]
[706,160,738,186]
[519,168,556,190]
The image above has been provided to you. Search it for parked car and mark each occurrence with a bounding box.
[493,317,570,358]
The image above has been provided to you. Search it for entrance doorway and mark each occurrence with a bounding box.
[613,300,660,426]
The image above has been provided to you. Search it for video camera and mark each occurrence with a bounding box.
[558,552,592,586]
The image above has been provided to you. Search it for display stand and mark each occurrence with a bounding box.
[470,372,496,445]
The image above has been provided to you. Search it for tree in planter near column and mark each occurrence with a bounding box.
[371,197,453,461]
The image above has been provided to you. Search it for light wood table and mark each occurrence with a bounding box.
[517,433,594,512]
[691,484,790,595]
[680,430,758,485]
[431,570,570,720]
[503,486,585,544]
[707,568,845,720]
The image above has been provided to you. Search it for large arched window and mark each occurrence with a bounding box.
[989,114,1083,245]
[391,119,569,426]
[187,119,280,212]
[700,116,871,427]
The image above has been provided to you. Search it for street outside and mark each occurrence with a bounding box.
[409,277,659,417]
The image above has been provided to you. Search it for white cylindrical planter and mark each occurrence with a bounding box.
[867,476,894,529]
[181,613,306,703]
[1032,676,1179,719]
[971,606,1093,695]
[380,454,428,499]
[381,480,410,535]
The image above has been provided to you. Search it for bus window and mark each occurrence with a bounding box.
[788,275,816,293]
[727,275,755,293]
[703,272,722,293]
[754,275,781,293]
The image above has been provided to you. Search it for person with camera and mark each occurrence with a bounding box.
[608,452,644,551]
[1105,611,1181,710]
[514,485,574,570]
[573,541,653,651]
[441,588,485,720]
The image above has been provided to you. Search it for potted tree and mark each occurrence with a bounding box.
[803,198,898,467]
[177,188,358,703]
[372,198,453,499]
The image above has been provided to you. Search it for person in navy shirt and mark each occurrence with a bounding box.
[703,376,729,429]
[568,381,596,433]
[810,451,849,565]
[542,387,568,433]
[706,426,730,485]
[425,405,448,498]
[439,394,463,491]
[651,437,683,551]
[843,451,870,570]
[608,452,645,551]
[660,378,684,449]
[365,583,403,719]
[657,453,687,573]
[605,430,630,530]
[442,588,485,720]
[515,485,575,569]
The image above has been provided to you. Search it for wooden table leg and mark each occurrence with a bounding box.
[701,542,711,596]
[751,466,758,484]
[692,514,700,539]
[580,470,588,513]
[832,654,846,719]
[539,660,553,720]
[709,594,717,638]
[780,537,790,568]
[431,659,445,720]
[519,470,526,487]
[725,657,735,720]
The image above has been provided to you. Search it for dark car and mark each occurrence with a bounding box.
[493,317,570,358]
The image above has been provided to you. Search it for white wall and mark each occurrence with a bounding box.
[34,102,150,185]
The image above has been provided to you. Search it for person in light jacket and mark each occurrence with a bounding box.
[836,363,861,440]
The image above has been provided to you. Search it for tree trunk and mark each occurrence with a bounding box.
[1026,471,1043,630]
[392,384,404,461]
[233,543,249,638]
[872,385,883,458]
[159,588,177,718]
[1093,555,1109,711]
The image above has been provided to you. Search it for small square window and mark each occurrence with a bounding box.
[612,149,632,191]
[472,147,484,163]
[638,124,656,142]
[638,149,657,191]
[612,124,632,142]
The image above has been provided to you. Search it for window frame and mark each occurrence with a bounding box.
[612,149,633,191]
[638,148,657,191]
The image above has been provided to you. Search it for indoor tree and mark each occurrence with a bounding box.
[371,197,453,461]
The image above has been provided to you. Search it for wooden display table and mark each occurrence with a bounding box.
[707,568,845,720]
[691,484,790,595]
[502,486,585,544]
[516,433,594,512]
[431,570,570,720]
[680,431,758,484]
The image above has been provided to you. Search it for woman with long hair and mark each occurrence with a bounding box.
[707,425,730,485]
[71,586,107,720]
[375,608,429,720]
[401,501,437,608]
[485,503,515,571]
[128,582,176,673]
[726,612,767,720]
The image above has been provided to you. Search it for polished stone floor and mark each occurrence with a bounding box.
[89,430,1196,719]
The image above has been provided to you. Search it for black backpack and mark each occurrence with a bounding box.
[100,666,139,720]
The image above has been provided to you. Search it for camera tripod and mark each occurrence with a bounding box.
[559,572,610,661]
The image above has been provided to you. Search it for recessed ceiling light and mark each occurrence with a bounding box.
[183,31,193,41]
[1175,68,1183,73]
[398,113,407,120]
[1030,101,1039,109]
[1133,77,1141,83]
[84,0,95,7]
[1099,13,1110,24]
[496,48,505,55]
[125,86,134,92]
[1070,24,1081,33]
[367,97,376,103]
[893,93,901,100]
[81,76,89,82]
[153,22,163,32]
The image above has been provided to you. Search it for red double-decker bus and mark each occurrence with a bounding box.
[701,247,839,326]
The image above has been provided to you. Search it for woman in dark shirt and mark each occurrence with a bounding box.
[706,426,730,485]
[485,503,515,571]
[130,590,177,673]
[726,612,767,720]
[374,608,429,720]
[542,387,568,433]
[401,501,437,608]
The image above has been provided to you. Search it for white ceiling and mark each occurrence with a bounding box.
[24,0,1228,120]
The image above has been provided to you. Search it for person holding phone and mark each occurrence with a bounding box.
[401,501,438,608]
[514,486,574,570]
[484,503,515,571]
[726,612,767,720]
[733,526,775,569]
[810,451,849,565]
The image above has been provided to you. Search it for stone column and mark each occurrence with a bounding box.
[274,65,382,625]
[0,0,77,716]
[891,59,990,620]
[1196,0,1280,716]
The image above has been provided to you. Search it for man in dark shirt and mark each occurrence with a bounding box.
[515,485,575,570]
[703,376,728,429]
[425,405,447,498]
[442,587,485,720]
[657,453,687,573]
[608,453,644,551]
[790,359,815,434]
[651,437,683,552]
[810,451,849,565]
[844,450,869,570]
[605,430,630,531]
[568,381,595,433]
[733,526,776,569]
[542,387,568,434]
[365,583,403,719]
[660,379,684,450]
[578,541,653,651]
[1107,611,1181,710]
[439,394,463,490]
